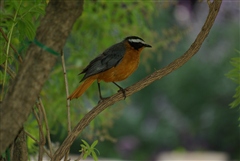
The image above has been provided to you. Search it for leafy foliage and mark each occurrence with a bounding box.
[0,0,46,100]
[226,52,240,108]
[0,0,45,48]
[80,140,100,161]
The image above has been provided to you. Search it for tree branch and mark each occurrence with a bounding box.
[52,0,222,160]
[0,0,84,154]
[60,50,71,161]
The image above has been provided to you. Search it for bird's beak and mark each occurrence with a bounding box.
[144,43,152,48]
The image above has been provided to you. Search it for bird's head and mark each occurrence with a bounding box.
[124,36,152,50]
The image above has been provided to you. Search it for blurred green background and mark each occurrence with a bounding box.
[1,0,239,160]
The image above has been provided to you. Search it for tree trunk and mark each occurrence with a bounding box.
[0,0,84,154]
[11,129,28,161]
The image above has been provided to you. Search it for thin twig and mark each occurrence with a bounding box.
[207,0,211,6]
[51,0,222,160]
[32,108,40,126]
[0,27,23,62]
[60,50,71,161]
[33,106,46,160]
[61,50,71,133]
[75,152,84,161]
[25,130,52,158]
[24,130,39,144]
[43,147,51,159]
[35,102,44,161]
[37,97,54,156]
[0,64,16,79]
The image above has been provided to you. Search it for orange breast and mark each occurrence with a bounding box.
[97,48,142,82]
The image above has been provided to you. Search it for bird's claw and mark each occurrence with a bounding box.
[98,96,109,104]
[118,88,126,99]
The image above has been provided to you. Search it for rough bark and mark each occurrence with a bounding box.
[52,0,222,160]
[11,129,28,161]
[0,0,84,154]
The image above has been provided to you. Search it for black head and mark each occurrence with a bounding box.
[124,36,152,50]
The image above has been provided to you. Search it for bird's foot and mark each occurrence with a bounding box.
[98,96,110,104]
[112,82,126,99]
[118,88,126,99]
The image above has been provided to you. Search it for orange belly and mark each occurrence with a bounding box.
[97,49,141,82]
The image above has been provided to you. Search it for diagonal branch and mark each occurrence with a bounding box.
[52,0,222,160]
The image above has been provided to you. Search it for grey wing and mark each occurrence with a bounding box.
[80,42,126,81]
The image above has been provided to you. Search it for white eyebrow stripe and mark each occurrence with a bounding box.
[128,38,145,44]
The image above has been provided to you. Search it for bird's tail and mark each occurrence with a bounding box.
[68,78,95,100]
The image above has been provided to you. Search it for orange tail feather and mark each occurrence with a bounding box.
[68,78,95,100]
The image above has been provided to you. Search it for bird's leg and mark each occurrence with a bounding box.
[97,82,104,101]
[112,82,126,99]
[97,82,110,103]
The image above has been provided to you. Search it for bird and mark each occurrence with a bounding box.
[68,36,151,100]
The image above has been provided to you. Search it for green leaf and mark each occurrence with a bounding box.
[81,139,90,149]
[226,53,240,109]
[91,140,98,148]
[91,151,98,161]
[29,4,45,15]
[80,144,87,149]
[94,148,100,155]
[21,4,45,16]
[23,18,35,40]
[17,19,26,41]
[230,86,240,108]
[83,152,88,159]
[17,18,36,40]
